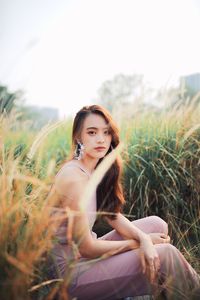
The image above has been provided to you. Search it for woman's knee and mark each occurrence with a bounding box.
[131,215,168,235]
[148,215,168,235]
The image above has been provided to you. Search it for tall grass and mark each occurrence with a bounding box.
[0,96,200,299]
[121,99,200,271]
[0,114,73,300]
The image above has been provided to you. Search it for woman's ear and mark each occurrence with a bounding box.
[75,134,82,144]
[75,137,80,145]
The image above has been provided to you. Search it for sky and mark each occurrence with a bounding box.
[1,0,200,118]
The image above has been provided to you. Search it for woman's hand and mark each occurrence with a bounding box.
[149,232,170,245]
[139,234,160,284]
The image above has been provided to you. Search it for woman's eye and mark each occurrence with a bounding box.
[104,130,110,135]
[88,131,96,135]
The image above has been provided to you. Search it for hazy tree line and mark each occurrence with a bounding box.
[0,84,58,130]
[1,73,199,125]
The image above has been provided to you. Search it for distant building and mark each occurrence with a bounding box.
[180,73,200,95]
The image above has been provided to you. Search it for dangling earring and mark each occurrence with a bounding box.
[74,141,84,160]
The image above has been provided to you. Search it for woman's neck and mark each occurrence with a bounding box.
[75,157,99,175]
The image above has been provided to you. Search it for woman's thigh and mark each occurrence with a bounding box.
[70,247,151,300]
[98,215,168,241]
[70,243,199,300]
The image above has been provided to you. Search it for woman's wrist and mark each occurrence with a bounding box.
[130,228,149,243]
[129,239,140,249]
[138,232,151,242]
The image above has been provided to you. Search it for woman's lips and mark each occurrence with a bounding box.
[94,147,106,151]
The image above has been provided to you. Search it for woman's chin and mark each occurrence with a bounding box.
[92,153,106,159]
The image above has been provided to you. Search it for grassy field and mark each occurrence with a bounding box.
[0,99,200,299]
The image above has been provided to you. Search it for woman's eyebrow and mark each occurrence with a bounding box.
[86,126,109,130]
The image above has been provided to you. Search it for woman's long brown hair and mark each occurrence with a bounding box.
[71,105,125,220]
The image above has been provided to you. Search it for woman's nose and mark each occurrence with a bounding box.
[97,134,105,143]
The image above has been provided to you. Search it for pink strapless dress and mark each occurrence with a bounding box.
[48,161,200,300]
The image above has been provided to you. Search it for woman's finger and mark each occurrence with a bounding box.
[148,257,160,283]
[160,234,170,243]
[140,252,146,274]
[160,233,168,239]
[163,235,170,243]
[149,261,156,283]
[150,266,156,283]
[154,256,160,272]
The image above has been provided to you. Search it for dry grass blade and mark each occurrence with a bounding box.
[13,173,49,191]
[27,120,66,160]
[183,123,200,142]
[28,279,63,292]
[5,253,31,275]
[80,143,124,210]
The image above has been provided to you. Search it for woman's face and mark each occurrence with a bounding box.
[80,113,112,160]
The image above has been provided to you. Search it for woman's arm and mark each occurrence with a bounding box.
[104,213,147,241]
[76,211,140,258]
[104,213,170,244]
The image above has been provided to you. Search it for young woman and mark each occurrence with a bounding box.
[47,105,200,300]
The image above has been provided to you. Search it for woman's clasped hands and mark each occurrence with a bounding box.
[139,233,170,284]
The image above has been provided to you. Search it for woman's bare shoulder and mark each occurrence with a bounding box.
[55,162,88,182]
[54,163,88,200]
